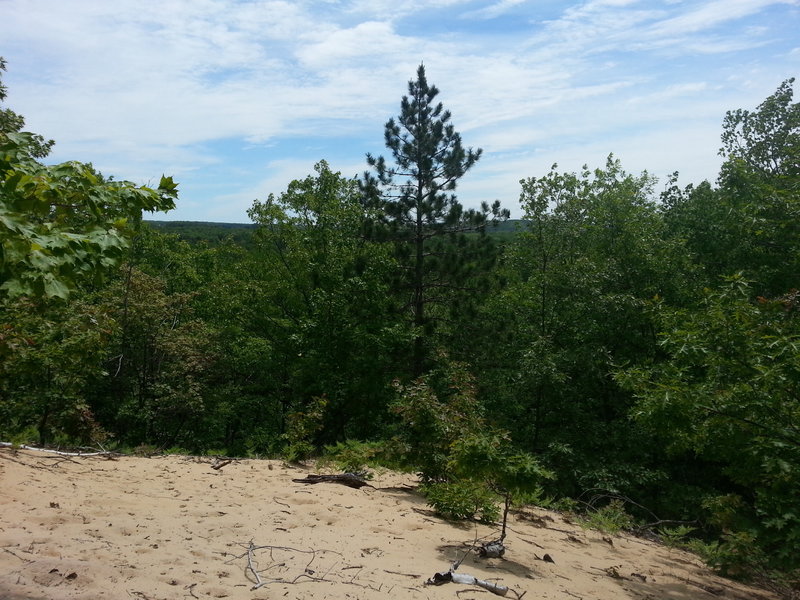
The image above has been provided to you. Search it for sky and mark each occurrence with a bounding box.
[1,0,798,223]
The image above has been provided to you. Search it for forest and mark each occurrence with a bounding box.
[1,59,798,587]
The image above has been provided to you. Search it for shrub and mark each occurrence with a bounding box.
[321,439,390,475]
[421,480,499,523]
[576,499,636,534]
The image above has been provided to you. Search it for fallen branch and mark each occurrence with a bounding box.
[228,542,344,590]
[427,557,526,600]
[211,459,233,471]
[428,569,508,596]
[292,473,373,489]
[0,442,116,457]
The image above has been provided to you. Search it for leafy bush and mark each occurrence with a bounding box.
[658,524,697,549]
[321,440,390,475]
[281,396,328,462]
[576,499,636,534]
[619,277,800,570]
[421,480,499,523]
[389,359,484,481]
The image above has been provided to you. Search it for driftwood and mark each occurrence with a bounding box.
[0,442,116,458]
[428,569,510,596]
[292,473,372,489]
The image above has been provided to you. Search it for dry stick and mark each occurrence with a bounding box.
[233,542,345,590]
[245,542,268,590]
[384,569,420,578]
[2,547,32,563]
[39,455,80,468]
[210,459,232,471]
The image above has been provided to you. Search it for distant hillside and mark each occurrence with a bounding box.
[489,218,525,235]
[145,220,257,245]
[144,219,526,245]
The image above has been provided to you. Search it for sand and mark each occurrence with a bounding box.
[0,447,779,600]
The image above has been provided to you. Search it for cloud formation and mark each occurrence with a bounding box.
[1,0,798,221]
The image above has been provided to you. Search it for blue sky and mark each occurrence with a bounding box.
[1,0,798,222]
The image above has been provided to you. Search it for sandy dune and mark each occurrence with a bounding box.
[0,448,778,600]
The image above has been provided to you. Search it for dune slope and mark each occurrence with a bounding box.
[0,448,778,600]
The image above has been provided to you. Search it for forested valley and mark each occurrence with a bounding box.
[2,60,798,587]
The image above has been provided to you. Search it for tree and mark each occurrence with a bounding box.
[0,58,178,448]
[248,161,401,445]
[0,57,52,158]
[93,266,217,450]
[666,79,800,297]
[362,64,508,376]
[0,294,115,446]
[481,157,689,500]
[720,78,799,181]
[618,276,800,572]
[0,58,177,300]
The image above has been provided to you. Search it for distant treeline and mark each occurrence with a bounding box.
[144,218,525,245]
[146,220,258,246]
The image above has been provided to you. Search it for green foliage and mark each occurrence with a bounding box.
[665,79,800,297]
[248,161,401,444]
[0,60,177,300]
[720,78,798,181]
[481,155,686,504]
[362,64,508,376]
[450,431,553,499]
[0,295,114,446]
[0,58,53,158]
[618,276,800,570]
[320,440,390,475]
[658,524,697,549]
[282,396,328,462]
[449,430,553,539]
[389,358,484,481]
[575,499,636,534]
[390,358,550,534]
[145,220,256,247]
[0,133,177,299]
[421,480,500,523]
[91,267,217,450]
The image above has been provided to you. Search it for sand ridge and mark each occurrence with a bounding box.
[0,448,779,599]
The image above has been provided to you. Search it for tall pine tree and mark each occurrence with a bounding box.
[362,64,508,377]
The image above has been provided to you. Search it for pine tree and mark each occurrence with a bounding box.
[362,64,508,377]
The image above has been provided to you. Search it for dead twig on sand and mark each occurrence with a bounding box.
[229,541,344,590]
[229,541,408,594]
[2,546,32,563]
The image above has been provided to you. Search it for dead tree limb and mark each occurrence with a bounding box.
[0,442,118,457]
[428,569,509,596]
[292,473,373,489]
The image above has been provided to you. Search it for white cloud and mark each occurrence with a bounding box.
[460,0,528,20]
[647,0,791,36]
[1,0,797,222]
